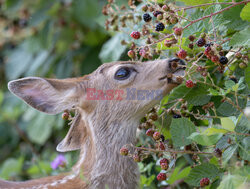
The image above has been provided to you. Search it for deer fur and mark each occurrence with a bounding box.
[0,58,185,189]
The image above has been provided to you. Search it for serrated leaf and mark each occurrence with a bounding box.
[229,27,250,48]
[239,137,250,161]
[185,163,220,186]
[203,128,229,136]
[217,102,237,117]
[218,174,249,189]
[245,66,250,89]
[220,117,236,132]
[240,3,250,22]
[188,132,222,146]
[225,80,236,90]
[170,118,196,147]
[222,144,238,164]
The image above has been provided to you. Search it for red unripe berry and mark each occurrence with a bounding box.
[200,177,210,187]
[130,31,140,39]
[160,162,169,170]
[133,154,141,162]
[146,129,154,137]
[158,142,166,150]
[211,55,219,63]
[120,147,129,156]
[157,173,167,181]
[62,112,69,120]
[160,158,169,165]
[235,52,242,59]
[177,49,187,59]
[162,5,170,11]
[127,50,135,59]
[174,27,182,36]
[186,80,194,88]
[153,132,161,140]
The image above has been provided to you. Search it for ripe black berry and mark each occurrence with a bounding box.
[214,148,222,157]
[229,76,237,83]
[196,38,206,47]
[153,11,162,17]
[173,114,181,118]
[155,22,165,31]
[143,13,152,22]
[219,56,228,65]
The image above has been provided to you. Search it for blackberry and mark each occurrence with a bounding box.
[229,76,237,83]
[155,22,165,31]
[143,13,152,22]
[196,38,206,47]
[160,135,165,142]
[153,11,162,17]
[219,56,228,65]
[173,114,181,118]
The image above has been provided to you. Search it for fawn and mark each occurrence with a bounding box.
[0,58,185,189]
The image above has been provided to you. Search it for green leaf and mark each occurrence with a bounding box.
[209,88,220,96]
[218,174,249,189]
[239,137,250,161]
[140,175,155,187]
[72,0,100,28]
[245,66,250,89]
[170,118,196,147]
[5,44,33,80]
[229,27,250,48]
[188,132,222,146]
[220,117,236,131]
[225,80,235,90]
[177,0,212,6]
[0,157,24,179]
[222,144,238,164]
[168,166,191,184]
[217,102,237,117]
[26,113,55,145]
[99,33,127,62]
[240,3,250,22]
[27,161,52,177]
[203,128,229,136]
[168,83,210,106]
[185,163,220,187]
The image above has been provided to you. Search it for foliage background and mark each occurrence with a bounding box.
[0,0,249,188]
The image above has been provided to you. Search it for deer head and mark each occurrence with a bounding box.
[3,58,185,189]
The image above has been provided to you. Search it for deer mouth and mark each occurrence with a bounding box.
[159,58,186,84]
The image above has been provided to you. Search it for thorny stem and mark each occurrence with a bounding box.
[176,1,249,11]
[183,0,250,30]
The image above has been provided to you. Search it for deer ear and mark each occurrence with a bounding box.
[8,77,84,114]
[56,113,86,152]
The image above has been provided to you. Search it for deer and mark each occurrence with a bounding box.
[0,58,185,189]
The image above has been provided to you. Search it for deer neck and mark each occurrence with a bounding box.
[76,109,140,189]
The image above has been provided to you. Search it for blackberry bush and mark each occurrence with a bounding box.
[103,0,249,188]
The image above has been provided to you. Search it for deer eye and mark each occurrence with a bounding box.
[114,67,131,80]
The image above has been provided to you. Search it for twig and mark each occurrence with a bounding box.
[133,146,213,155]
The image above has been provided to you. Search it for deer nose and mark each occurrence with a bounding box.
[168,58,186,71]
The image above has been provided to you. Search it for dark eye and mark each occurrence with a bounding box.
[114,67,131,80]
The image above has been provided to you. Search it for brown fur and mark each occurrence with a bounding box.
[1,59,185,189]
